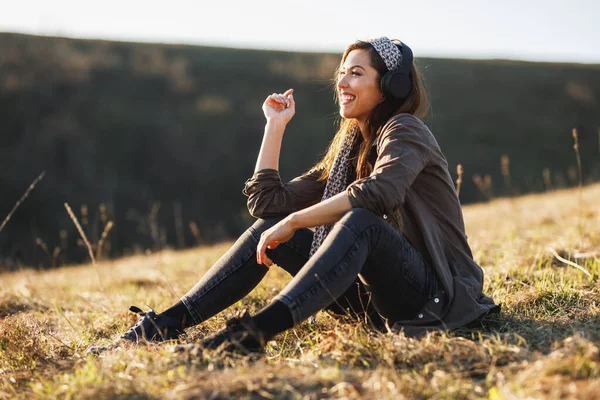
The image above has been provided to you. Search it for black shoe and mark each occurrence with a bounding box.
[120,306,184,342]
[86,306,184,355]
[200,310,269,354]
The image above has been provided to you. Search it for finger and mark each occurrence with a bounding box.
[258,235,271,266]
[260,247,273,267]
[284,89,294,107]
[258,243,265,265]
[267,240,280,250]
[266,98,285,110]
[270,96,285,106]
[287,92,295,109]
[257,235,266,264]
[263,254,274,267]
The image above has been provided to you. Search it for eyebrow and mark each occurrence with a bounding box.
[341,64,366,71]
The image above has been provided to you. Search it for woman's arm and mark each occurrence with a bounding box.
[254,120,286,172]
[244,89,326,217]
[243,167,326,218]
[346,115,432,215]
[288,191,351,229]
[256,192,351,266]
[254,89,295,172]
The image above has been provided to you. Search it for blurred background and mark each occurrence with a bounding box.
[0,0,598,269]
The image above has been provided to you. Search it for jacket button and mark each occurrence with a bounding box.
[383,214,387,219]
[434,298,440,303]
[418,313,423,319]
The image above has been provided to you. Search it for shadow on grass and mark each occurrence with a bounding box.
[455,310,599,353]
[0,294,49,319]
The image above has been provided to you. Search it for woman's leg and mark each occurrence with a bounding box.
[193,208,435,353]
[180,215,383,328]
[90,213,395,353]
[270,208,436,327]
[180,217,284,325]
[264,222,385,329]
[95,217,296,350]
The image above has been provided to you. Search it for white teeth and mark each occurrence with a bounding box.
[340,94,355,104]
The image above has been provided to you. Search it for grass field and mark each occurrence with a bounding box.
[1,184,599,399]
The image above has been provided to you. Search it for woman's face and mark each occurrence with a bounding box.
[337,49,384,124]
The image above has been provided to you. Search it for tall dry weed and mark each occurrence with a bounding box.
[572,128,583,239]
[455,164,464,198]
[64,203,104,292]
[96,221,114,260]
[542,168,552,190]
[0,171,45,237]
[501,154,511,195]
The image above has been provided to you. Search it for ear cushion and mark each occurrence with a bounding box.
[381,70,411,100]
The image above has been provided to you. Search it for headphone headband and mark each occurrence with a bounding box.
[368,38,414,100]
[368,37,403,71]
[397,41,413,73]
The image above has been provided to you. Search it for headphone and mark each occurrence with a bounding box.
[380,41,413,100]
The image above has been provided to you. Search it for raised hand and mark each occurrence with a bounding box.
[262,88,295,124]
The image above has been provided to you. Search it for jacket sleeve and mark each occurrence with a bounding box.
[346,116,431,216]
[242,167,326,218]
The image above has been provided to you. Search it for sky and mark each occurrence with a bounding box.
[1,0,599,63]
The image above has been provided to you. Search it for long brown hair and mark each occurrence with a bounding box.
[314,40,430,181]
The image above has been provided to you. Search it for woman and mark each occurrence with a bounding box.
[89,37,498,355]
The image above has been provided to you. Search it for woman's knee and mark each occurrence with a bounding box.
[249,216,286,236]
[337,208,382,230]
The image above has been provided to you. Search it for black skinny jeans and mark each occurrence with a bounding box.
[181,208,437,330]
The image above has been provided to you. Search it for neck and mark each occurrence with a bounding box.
[356,119,368,139]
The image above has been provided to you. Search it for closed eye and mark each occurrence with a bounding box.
[338,70,362,77]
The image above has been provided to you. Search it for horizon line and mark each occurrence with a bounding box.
[2,29,600,66]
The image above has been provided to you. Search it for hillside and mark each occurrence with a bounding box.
[0,184,599,398]
[0,32,599,266]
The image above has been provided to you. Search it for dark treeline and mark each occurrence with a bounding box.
[0,33,598,269]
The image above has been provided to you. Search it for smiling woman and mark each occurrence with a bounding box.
[88,37,498,356]
[319,39,430,182]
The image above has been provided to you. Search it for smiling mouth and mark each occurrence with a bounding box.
[340,94,356,105]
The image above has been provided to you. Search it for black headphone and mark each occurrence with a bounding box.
[380,41,413,100]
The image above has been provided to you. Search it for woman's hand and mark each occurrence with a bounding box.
[262,89,295,125]
[256,216,297,267]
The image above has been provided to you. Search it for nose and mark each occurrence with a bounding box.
[337,73,348,90]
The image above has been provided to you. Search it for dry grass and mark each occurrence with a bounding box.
[1,184,599,399]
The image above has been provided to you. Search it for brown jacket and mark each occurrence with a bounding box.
[243,113,498,336]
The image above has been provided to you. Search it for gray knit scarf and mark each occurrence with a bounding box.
[309,126,359,257]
